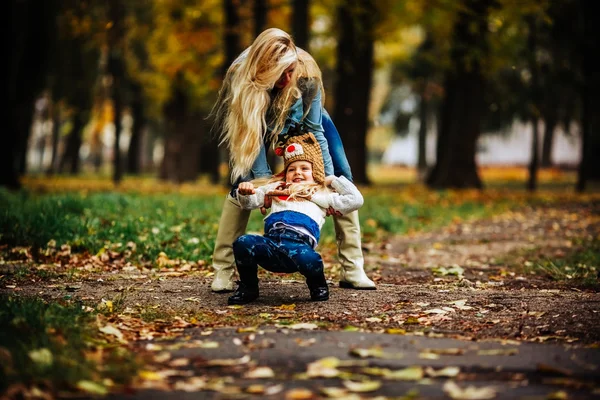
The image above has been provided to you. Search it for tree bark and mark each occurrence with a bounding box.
[162,77,202,183]
[127,82,144,174]
[540,115,556,168]
[417,86,428,180]
[527,16,540,192]
[426,0,493,189]
[108,0,125,185]
[4,0,56,188]
[333,0,376,185]
[292,0,309,49]
[576,0,600,191]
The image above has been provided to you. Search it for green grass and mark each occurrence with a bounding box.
[0,295,138,394]
[529,239,600,285]
[0,185,579,266]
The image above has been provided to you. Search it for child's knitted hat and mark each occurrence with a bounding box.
[276,132,325,184]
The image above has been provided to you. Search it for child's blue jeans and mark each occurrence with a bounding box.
[232,227,325,287]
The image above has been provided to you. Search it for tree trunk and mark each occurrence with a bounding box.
[417,86,428,180]
[333,0,376,185]
[540,114,556,167]
[577,0,600,191]
[46,103,61,176]
[254,0,267,36]
[60,112,84,174]
[527,16,540,192]
[292,0,309,49]
[527,120,539,191]
[426,0,492,189]
[127,82,144,174]
[162,78,202,183]
[4,0,56,188]
[108,0,125,185]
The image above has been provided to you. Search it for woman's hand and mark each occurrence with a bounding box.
[237,182,256,195]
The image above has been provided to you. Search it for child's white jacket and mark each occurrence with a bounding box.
[237,176,363,247]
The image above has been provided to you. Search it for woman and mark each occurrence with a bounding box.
[210,27,375,292]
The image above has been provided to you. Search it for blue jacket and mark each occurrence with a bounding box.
[248,81,334,179]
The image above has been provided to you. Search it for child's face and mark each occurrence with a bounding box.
[285,161,314,184]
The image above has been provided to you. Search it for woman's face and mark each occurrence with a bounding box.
[285,161,314,183]
[275,63,296,89]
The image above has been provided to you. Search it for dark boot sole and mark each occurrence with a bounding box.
[339,281,377,290]
[227,297,258,305]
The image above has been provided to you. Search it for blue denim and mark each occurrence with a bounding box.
[232,228,325,286]
[231,111,353,194]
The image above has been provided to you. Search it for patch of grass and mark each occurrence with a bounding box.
[0,295,138,394]
[530,240,600,285]
[3,182,596,268]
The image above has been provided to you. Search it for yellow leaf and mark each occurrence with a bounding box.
[244,367,275,379]
[443,381,496,400]
[76,380,108,395]
[385,366,424,380]
[284,388,314,399]
[343,380,382,392]
[138,370,164,381]
[29,348,53,367]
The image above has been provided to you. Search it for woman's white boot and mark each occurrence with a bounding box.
[211,194,251,292]
[333,210,376,289]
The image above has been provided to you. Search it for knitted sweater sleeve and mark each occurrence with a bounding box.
[311,176,364,215]
[237,182,281,210]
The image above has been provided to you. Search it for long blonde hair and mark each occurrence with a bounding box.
[211,28,325,183]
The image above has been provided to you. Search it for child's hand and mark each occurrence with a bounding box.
[237,182,256,195]
[326,206,342,217]
[324,175,336,187]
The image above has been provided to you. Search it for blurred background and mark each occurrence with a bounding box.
[7,0,600,191]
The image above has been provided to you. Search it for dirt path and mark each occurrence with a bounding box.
[3,200,600,398]
[3,200,599,344]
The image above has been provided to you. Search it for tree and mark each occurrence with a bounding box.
[576,0,600,191]
[4,0,57,188]
[333,0,377,185]
[292,0,309,49]
[426,0,496,189]
[108,0,126,184]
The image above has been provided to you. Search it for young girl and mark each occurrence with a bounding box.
[210,27,375,293]
[228,133,364,304]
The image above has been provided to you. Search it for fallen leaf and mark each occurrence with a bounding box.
[207,354,251,366]
[443,381,496,399]
[244,366,275,378]
[343,380,382,392]
[307,357,340,378]
[349,347,385,359]
[76,380,108,395]
[384,366,424,380]
[289,323,318,330]
[99,325,126,343]
[425,366,460,377]
[285,387,314,399]
[173,377,206,392]
[320,387,350,398]
[28,348,53,367]
[477,348,518,356]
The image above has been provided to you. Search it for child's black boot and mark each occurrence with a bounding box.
[228,281,259,305]
[307,276,329,301]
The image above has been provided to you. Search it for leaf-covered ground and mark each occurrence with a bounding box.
[2,195,599,398]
